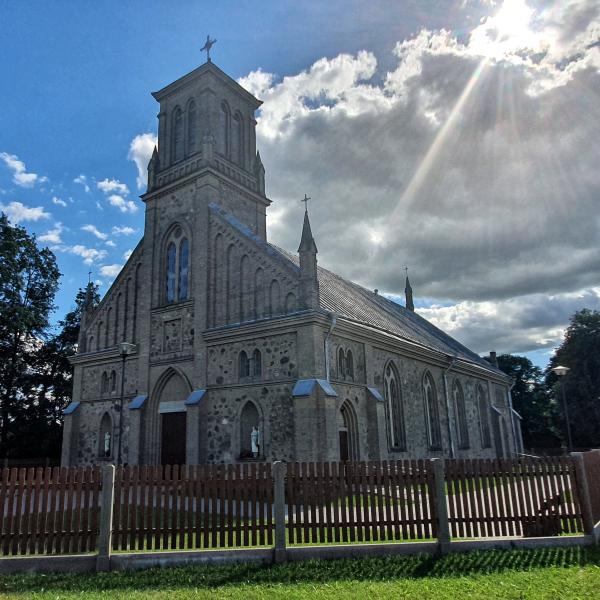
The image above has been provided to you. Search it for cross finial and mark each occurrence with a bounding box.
[301,194,311,213]
[88,269,92,284]
[200,35,217,62]
[404,265,409,277]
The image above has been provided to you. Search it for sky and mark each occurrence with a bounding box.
[1,0,599,369]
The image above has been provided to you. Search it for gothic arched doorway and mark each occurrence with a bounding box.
[339,400,359,462]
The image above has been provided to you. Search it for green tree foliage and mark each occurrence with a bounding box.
[0,214,60,457]
[486,354,562,450]
[547,309,600,449]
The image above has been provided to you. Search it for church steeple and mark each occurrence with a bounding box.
[78,278,96,352]
[298,206,319,310]
[405,272,414,312]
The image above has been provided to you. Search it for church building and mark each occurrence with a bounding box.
[61,56,522,467]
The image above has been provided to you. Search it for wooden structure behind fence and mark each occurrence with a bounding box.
[446,458,583,538]
[0,467,101,556]
[285,460,437,544]
[582,451,600,524]
[111,463,274,551]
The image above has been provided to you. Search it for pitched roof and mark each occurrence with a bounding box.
[273,245,502,375]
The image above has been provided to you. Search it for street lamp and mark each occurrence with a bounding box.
[551,365,573,453]
[117,342,136,465]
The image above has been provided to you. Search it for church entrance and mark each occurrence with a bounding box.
[339,401,359,462]
[161,412,186,465]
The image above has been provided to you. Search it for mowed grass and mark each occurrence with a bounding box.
[1,546,600,599]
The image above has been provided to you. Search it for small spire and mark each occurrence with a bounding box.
[404,266,414,311]
[298,209,318,254]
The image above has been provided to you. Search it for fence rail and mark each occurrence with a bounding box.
[0,455,597,560]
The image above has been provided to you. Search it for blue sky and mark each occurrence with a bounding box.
[2,0,599,370]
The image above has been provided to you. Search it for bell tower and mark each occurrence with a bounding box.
[144,58,270,238]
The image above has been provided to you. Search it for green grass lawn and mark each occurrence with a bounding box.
[1,546,600,599]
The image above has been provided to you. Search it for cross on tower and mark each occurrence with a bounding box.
[301,194,311,213]
[88,269,92,284]
[404,265,409,277]
[200,35,217,62]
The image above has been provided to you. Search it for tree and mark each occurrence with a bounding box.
[485,354,562,450]
[0,214,60,456]
[547,309,600,449]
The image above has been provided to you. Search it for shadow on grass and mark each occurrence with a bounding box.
[1,546,599,593]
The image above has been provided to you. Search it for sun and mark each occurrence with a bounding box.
[470,0,541,60]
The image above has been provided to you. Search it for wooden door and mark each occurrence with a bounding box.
[161,412,187,465]
[339,430,349,462]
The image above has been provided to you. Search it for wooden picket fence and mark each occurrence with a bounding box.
[0,455,596,557]
[0,467,101,556]
[285,460,437,544]
[446,458,583,538]
[111,463,274,551]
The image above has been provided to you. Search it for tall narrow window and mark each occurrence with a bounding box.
[99,413,113,458]
[384,362,406,450]
[478,385,491,448]
[453,380,469,449]
[219,101,230,157]
[101,372,109,395]
[338,348,346,378]
[233,112,243,166]
[178,238,189,300]
[172,107,184,162]
[239,351,250,379]
[346,350,354,380]
[110,370,117,394]
[253,349,262,378]
[187,100,197,155]
[166,242,176,303]
[423,372,442,450]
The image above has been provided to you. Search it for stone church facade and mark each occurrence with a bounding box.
[61,59,522,467]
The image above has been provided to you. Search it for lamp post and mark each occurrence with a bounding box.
[117,342,136,465]
[551,365,573,453]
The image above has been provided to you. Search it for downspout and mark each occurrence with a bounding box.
[443,355,457,459]
[324,312,337,381]
[507,378,518,456]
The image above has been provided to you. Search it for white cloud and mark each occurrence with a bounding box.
[108,194,138,213]
[0,152,47,188]
[51,196,67,207]
[73,174,90,193]
[57,244,107,265]
[0,201,50,223]
[128,133,157,190]
[122,248,133,261]
[99,264,123,278]
[81,224,108,240]
[105,240,116,247]
[97,178,130,195]
[112,225,137,235]
[38,222,63,244]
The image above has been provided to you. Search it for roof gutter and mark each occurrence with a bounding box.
[324,312,337,381]
[443,355,457,459]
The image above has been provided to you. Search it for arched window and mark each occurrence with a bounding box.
[269,279,280,316]
[172,107,184,163]
[240,401,260,459]
[340,400,359,461]
[164,227,190,304]
[384,362,406,450]
[219,101,230,157]
[166,242,176,303]
[239,351,250,379]
[453,380,469,449]
[178,238,189,300]
[105,308,112,348]
[187,100,197,155]
[110,370,117,394]
[253,349,262,378]
[478,385,491,448]
[346,350,354,381]
[338,348,346,378]
[101,371,109,395]
[233,112,244,166]
[285,292,297,313]
[99,413,113,458]
[423,371,442,450]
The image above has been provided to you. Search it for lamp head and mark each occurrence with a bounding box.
[551,365,570,377]
[119,342,136,357]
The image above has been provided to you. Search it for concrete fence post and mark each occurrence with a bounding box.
[96,464,116,572]
[430,458,450,553]
[272,461,287,563]
[571,452,594,536]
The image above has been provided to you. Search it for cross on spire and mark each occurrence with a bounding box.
[301,194,311,213]
[88,269,92,284]
[404,265,409,277]
[200,35,217,62]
